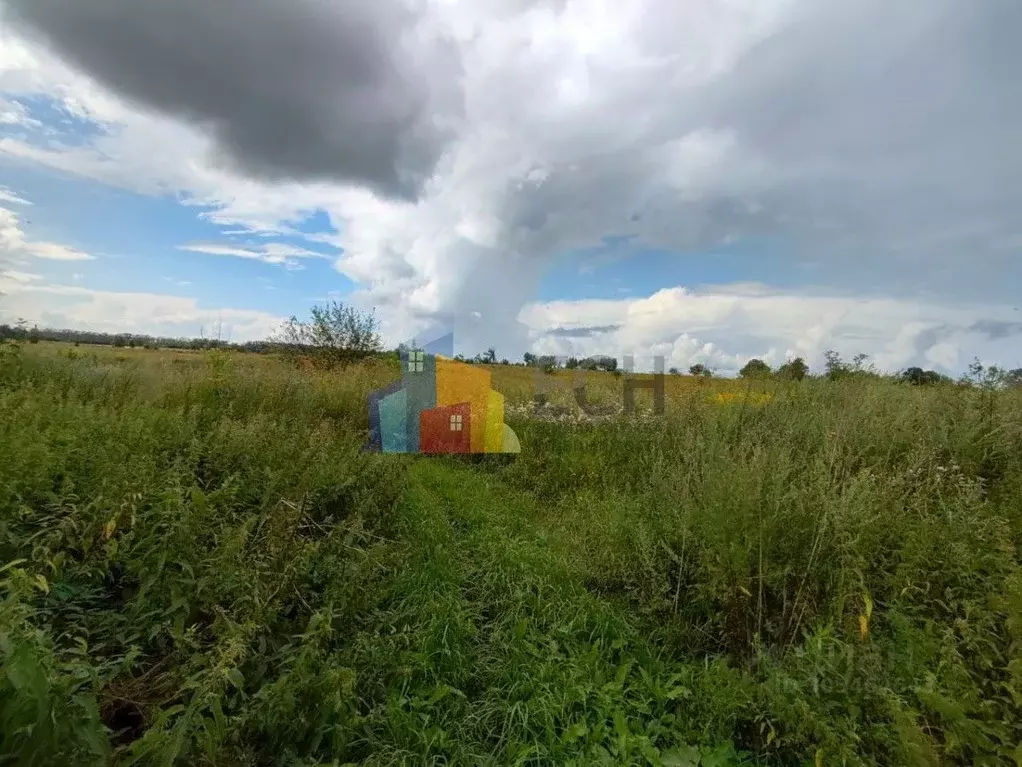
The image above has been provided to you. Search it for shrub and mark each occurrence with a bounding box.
[739,358,770,378]
[776,357,808,381]
[273,301,382,370]
[899,366,947,385]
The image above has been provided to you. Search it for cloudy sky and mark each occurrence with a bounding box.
[1,0,1019,375]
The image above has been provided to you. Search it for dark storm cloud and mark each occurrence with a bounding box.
[968,320,1022,341]
[452,0,1022,317]
[682,0,1022,302]
[1,0,463,200]
[902,320,1022,359]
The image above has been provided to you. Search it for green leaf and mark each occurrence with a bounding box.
[514,619,528,639]
[6,645,48,698]
[700,743,740,767]
[562,720,589,743]
[666,685,690,700]
[226,668,244,691]
[190,487,208,512]
[615,659,635,686]
[34,573,50,594]
[613,710,630,739]
[661,745,701,766]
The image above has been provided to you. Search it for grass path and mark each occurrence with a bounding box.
[344,458,745,766]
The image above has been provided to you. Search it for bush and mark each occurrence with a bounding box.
[273,301,382,370]
[776,357,808,381]
[899,366,947,386]
[0,348,404,764]
[823,351,881,381]
[739,358,770,378]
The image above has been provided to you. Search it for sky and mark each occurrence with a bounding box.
[1,0,1020,375]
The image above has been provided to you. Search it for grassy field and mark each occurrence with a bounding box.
[2,341,1021,765]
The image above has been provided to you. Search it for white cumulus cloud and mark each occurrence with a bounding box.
[519,285,1022,375]
[178,241,330,269]
[1,205,95,268]
[0,275,283,341]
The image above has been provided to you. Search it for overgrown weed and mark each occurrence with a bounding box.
[2,345,1020,764]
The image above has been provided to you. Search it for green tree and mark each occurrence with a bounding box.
[739,358,771,378]
[899,367,947,386]
[825,351,877,381]
[579,355,617,373]
[274,300,382,370]
[962,359,1022,389]
[823,350,846,379]
[776,357,809,381]
[688,363,712,377]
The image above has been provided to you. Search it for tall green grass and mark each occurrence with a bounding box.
[1,342,1020,765]
[495,376,1022,764]
[1,345,404,764]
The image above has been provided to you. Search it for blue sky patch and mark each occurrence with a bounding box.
[0,158,355,315]
[2,94,109,148]
[537,235,802,302]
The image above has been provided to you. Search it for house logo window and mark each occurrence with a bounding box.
[408,350,425,373]
[449,413,463,431]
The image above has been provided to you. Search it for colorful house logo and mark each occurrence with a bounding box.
[366,332,521,455]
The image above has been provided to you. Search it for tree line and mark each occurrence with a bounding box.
[733,350,1022,387]
[0,322,276,353]
[4,301,1021,387]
